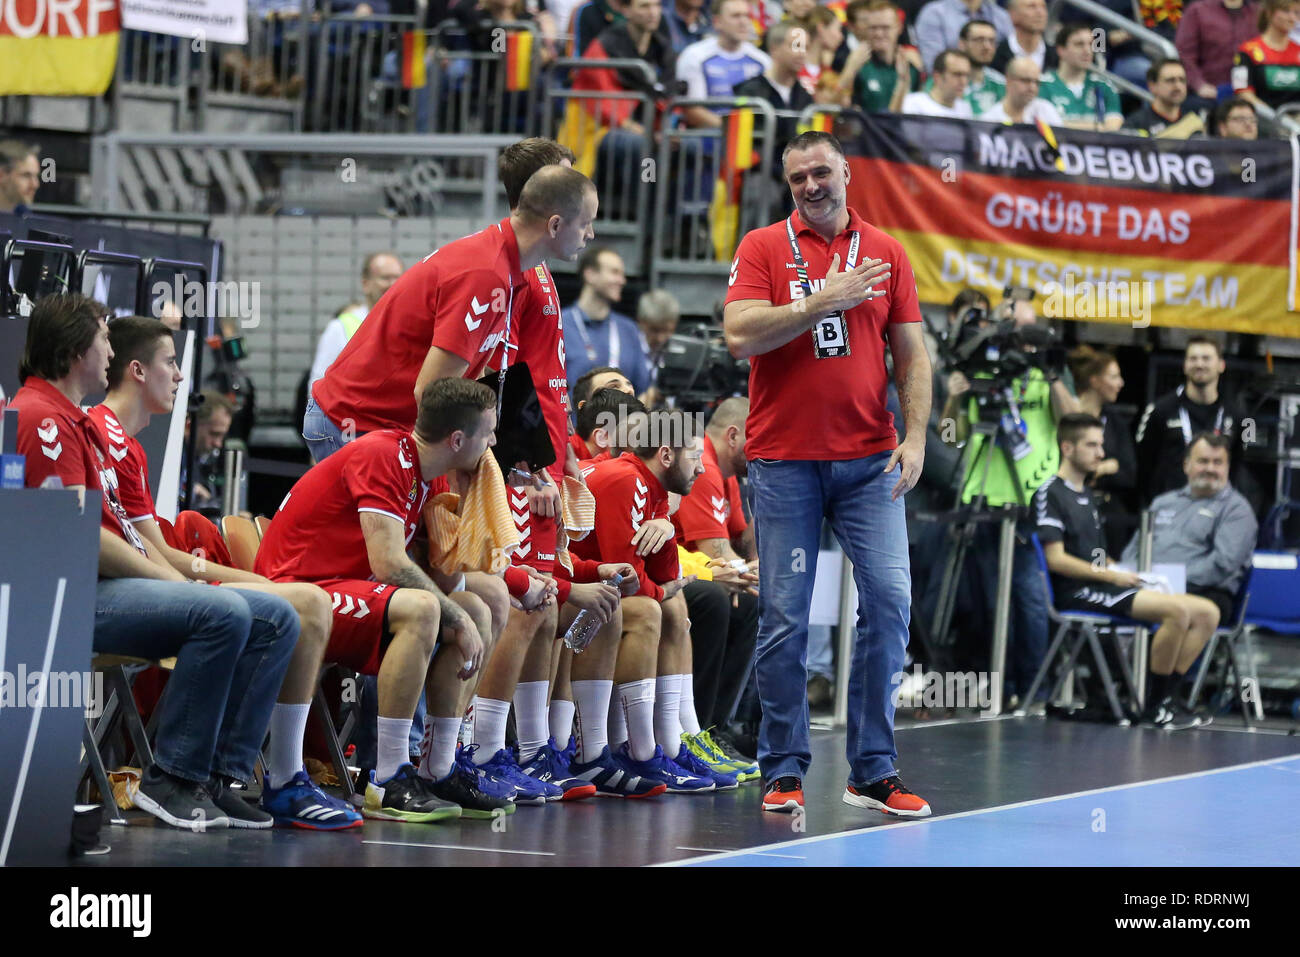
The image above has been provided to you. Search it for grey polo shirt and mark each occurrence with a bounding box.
[1120,484,1257,595]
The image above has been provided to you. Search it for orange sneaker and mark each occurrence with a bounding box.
[843,776,931,817]
[761,776,804,812]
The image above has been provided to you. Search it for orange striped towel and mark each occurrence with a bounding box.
[555,474,596,574]
[423,452,520,575]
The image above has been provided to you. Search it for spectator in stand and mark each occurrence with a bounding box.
[902,48,974,116]
[1125,58,1196,135]
[0,140,40,215]
[1212,94,1261,135]
[991,0,1056,75]
[955,18,1006,115]
[636,288,680,407]
[1039,22,1124,131]
[1121,432,1258,624]
[309,252,404,389]
[981,55,1065,124]
[796,6,847,95]
[1136,336,1253,508]
[676,0,771,129]
[665,0,713,53]
[915,0,1012,72]
[575,0,629,57]
[563,246,653,398]
[837,0,923,113]
[1177,0,1260,101]
[1097,0,1152,90]
[1232,0,1300,112]
[1069,345,1138,558]
[450,0,560,63]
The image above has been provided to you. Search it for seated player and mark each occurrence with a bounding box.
[91,315,360,830]
[11,294,299,831]
[1035,414,1220,730]
[257,378,516,821]
[569,371,637,460]
[569,409,723,793]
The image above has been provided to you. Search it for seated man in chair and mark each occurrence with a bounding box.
[1034,414,1219,730]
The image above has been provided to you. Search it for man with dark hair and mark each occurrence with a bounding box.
[573,365,636,411]
[309,252,406,388]
[568,409,716,792]
[1125,58,1193,135]
[0,139,40,214]
[837,1,922,113]
[562,246,651,396]
[307,165,598,462]
[901,48,974,116]
[10,294,301,831]
[1038,22,1124,131]
[1122,432,1258,623]
[257,377,520,821]
[574,382,644,460]
[1212,95,1260,137]
[1035,414,1220,729]
[1136,336,1249,506]
[725,130,933,816]
[92,316,359,830]
[956,18,1006,114]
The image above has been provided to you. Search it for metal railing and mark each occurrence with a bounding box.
[203,12,311,129]
[423,21,544,135]
[1051,0,1177,59]
[307,13,419,132]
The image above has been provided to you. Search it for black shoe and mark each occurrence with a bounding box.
[807,674,833,709]
[207,776,273,829]
[429,760,515,820]
[715,725,757,762]
[134,765,230,832]
[363,764,462,823]
[1140,696,1176,730]
[1167,700,1205,731]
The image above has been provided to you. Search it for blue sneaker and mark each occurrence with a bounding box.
[260,769,363,830]
[451,745,519,809]
[568,744,667,798]
[618,743,715,794]
[477,747,560,805]
[520,737,597,801]
[674,743,738,791]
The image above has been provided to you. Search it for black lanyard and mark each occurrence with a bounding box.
[785,216,860,297]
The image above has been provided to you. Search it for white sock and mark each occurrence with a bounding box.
[654,674,684,757]
[679,676,701,735]
[549,697,576,745]
[513,681,550,762]
[470,697,511,765]
[459,699,475,747]
[572,680,612,763]
[418,716,462,782]
[266,701,310,789]
[377,716,412,782]
[608,688,628,752]
[619,678,657,762]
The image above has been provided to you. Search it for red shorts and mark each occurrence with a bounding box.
[509,488,558,574]
[310,578,400,676]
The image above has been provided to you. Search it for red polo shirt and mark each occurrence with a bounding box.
[724,207,920,460]
[313,218,526,433]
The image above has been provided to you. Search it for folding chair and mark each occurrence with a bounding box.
[220,514,356,798]
[81,654,176,825]
[1187,570,1258,722]
[1016,535,1143,723]
[255,515,272,539]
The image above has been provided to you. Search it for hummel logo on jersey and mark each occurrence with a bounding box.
[42,442,63,460]
[331,593,372,619]
[464,296,490,330]
[110,444,129,461]
[633,491,647,509]
[37,421,58,443]
[634,478,647,495]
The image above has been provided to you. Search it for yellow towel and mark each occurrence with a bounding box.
[423,452,521,575]
[677,546,715,582]
[555,474,596,574]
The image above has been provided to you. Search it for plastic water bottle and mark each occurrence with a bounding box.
[562,574,623,653]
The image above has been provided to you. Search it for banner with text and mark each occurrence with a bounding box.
[841,112,1300,337]
[121,0,246,45]
[0,0,120,95]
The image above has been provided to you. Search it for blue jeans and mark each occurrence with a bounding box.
[302,394,352,463]
[749,452,912,786]
[94,580,299,783]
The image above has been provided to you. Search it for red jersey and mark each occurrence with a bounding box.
[725,207,920,461]
[673,434,746,550]
[256,429,443,583]
[312,218,526,433]
[578,450,612,478]
[570,452,678,600]
[494,262,571,482]
[87,405,157,524]
[10,378,149,556]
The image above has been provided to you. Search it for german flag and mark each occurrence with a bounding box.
[799,110,834,134]
[711,107,755,260]
[506,30,533,91]
[1034,115,1065,172]
[401,31,427,90]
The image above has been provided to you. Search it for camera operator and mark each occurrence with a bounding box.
[940,289,1079,708]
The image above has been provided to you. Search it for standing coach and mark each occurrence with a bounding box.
[723,130,933,817]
